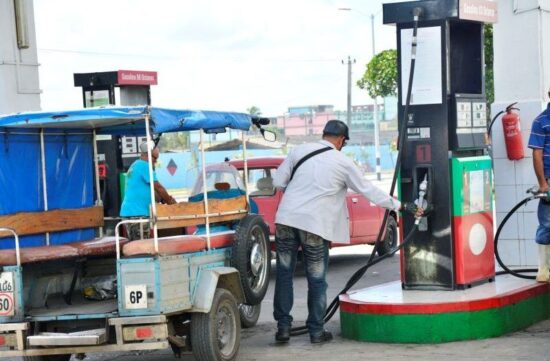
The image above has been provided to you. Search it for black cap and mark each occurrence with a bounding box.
[323,119,349,140]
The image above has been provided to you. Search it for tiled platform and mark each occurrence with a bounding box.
[339,275,550,343]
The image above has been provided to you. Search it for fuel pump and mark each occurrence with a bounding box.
[384,0,497,290]
[74,70,158,227]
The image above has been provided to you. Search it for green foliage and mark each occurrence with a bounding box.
[157,132,190,151]
[357,49,398,99]
[247,106,262,116]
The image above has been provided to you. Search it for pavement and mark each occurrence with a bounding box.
[75,244,550,361]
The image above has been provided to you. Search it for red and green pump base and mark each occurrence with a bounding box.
[339,277,550,343]
[339,156,550,343]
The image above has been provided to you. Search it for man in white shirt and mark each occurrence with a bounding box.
[272,120,403,344]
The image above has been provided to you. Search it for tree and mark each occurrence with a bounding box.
[357,49,398,98]
[247,106,262,116]
[157,132,189,151]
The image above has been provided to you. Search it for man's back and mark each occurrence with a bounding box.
[274,140,352,243]
[120,159,155,217]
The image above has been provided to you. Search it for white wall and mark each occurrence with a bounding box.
[492,0,550,266]
[0,0,41,113]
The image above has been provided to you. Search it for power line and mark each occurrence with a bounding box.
[38,48,341,63]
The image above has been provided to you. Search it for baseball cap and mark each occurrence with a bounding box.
[139,140,156,153]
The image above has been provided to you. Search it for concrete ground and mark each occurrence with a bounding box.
[74,245,549,361]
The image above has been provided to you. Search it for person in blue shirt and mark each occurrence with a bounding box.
[120,141,176,240]
[527,90,550,282]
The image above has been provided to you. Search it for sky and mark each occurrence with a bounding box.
[33,0,401,118]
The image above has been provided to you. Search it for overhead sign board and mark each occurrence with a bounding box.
[117,70,158,86]
[459,0,498,23]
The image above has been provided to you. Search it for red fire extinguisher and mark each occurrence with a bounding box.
[502,102,525,160]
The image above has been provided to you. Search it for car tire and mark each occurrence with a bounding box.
[377,216,398,257]
[191,288,241,361]
[231,215,271,305]
[239,303,261,328]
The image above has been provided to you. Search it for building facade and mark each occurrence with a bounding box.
[276,98,398,144]
[0,0,41,113]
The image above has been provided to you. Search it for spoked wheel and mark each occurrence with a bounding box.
[377,216,398,256]
[232,215,271,305]
[191,288,241,361]
[239,303,261,328]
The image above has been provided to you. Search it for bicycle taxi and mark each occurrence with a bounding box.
[0,106,272,361]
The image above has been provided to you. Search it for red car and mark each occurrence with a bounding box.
[192,157,398,256]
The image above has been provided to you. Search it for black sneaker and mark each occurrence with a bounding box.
[310,330,333,344]
[275,327,290,343]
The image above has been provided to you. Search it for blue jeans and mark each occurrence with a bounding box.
[536,199,550,245]
[273,224,329,337]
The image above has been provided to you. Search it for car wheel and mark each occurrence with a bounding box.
[191,288,241,361]
[377,216,398,257]
[239,303,261,328]
[231,215,271,305]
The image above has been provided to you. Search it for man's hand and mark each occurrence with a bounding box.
[539,183,550,194]
[401,202,426,218]
[154,182,177,205]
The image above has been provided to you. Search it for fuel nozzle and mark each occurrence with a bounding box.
[415,174,429,230]
[526,185,550,201]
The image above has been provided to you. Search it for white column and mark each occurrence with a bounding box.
[0,0,41,113]
[492,1,550,267]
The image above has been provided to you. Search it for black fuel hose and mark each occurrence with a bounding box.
[288,8,424,336]
[494,195,538,279]
[289,224,419,336]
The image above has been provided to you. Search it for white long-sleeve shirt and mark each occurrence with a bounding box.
[273,140,401,244]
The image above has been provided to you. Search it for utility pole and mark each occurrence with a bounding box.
[342,56,356,131]
[371,14,381,181]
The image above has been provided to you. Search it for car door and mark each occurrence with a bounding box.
[347,191,381,243]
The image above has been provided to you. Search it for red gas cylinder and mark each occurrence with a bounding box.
[501,105,524,160]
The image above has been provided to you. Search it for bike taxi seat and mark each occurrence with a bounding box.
[0,245,78,266]
[123,235,206,256]
[0,237,129,266]
[122,232,235,257]
[71,236,130,257]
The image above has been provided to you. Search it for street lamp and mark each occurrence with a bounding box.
[342,56,356,130]
[339,7,382,181]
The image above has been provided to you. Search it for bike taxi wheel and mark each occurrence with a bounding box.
[24,355,72,361]
[238,303,261,328]
[231,215,271,305]
[191,288,241,361]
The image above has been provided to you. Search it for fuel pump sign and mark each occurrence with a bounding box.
[0,272,15,316]
[125,285,148,309]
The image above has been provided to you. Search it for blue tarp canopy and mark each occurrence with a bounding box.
[0,106,253,135]
[0,106,255,249]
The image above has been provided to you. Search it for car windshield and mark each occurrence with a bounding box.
[190,163,246,196]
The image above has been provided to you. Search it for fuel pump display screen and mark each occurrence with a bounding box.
[452,94,487,150]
